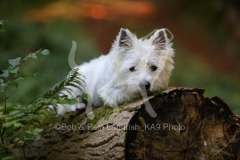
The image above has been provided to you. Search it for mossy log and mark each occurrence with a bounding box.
[26,88,240,160]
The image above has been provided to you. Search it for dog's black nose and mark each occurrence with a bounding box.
[139,81,150,90]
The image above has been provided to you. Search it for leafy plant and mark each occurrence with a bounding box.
[0,49,87,159]
[0,20,5,32]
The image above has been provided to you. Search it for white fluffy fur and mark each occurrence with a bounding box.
[56,28,175,115]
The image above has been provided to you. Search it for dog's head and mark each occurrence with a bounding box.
[110,28,175,96]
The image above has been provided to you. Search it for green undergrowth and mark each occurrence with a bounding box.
[87,106,114,127]
[0,23,87,159]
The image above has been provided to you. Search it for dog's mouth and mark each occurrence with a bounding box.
[138,87,152,95]
[138,87,152,99]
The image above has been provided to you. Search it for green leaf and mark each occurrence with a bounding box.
[68,99,78,104]
[31,53,38,59]
[1,70,9,78]
[9,110,22,116]
[0,20,6,33]
[16,132,25,140]
[24,133,35,139]
[2,156,14,160]
[2,120,19,128]
[21,114,33,121]
[33,72,41,77]
[82,94,91,101]
[41,49,50,56]
[9,57,21,66]
[13,122,22,127]
[59,98,77,105]
[50,99,58,106]
[14,113,25,118]
[8,110,25,118]
[32,118,41,125]
[40,98,51,104]
[0,83,7,92]
[9,82,19,88]
[8,66,19,74]
[32,128,44,134]
[58,98,65,104]
[0,114,8,119]
[24,128,43,137]
[23,54,32,61]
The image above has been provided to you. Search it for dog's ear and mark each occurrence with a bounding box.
[151,29,169,49]
[118,28,133,49]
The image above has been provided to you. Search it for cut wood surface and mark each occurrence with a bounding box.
[26,88,240,160]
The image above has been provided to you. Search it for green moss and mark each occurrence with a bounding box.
[87,106,114,126]
[87,87,177,127]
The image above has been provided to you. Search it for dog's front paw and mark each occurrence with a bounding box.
[48,103,86,115]
[98,88,127,107]
[68,103,86,112]
[48,104,68,115]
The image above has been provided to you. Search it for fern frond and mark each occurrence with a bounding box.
[40,68,85,99]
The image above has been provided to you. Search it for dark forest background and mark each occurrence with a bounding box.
[0,0,239,114]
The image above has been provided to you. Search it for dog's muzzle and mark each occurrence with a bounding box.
[139,81,150,91]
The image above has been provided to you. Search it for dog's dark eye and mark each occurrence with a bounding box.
[150,65,157,71]
[129,66,136,72]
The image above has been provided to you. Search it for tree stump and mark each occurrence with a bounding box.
[26,88,240,160]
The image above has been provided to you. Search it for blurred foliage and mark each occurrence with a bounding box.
[0,48,87,159]
[171,44,240,113]
[0,20,101,104]
[0,49,50,159]
[179,0,227,41]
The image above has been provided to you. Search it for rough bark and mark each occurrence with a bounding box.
[25,88,240,160]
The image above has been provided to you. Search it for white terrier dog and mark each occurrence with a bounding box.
[56,28,175,115]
